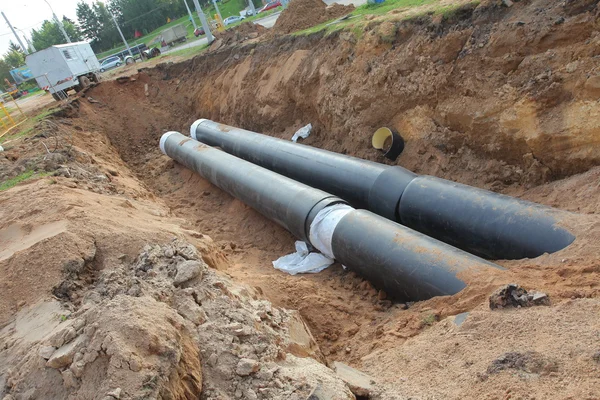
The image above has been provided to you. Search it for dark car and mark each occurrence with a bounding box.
[258,0,282,13]
[194,27,205,37]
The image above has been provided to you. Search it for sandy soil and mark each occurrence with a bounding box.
[1,0,600,399]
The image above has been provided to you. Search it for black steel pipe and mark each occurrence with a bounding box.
[161,131,504,301]
[191,120,575,260]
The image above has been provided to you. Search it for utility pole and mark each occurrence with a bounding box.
[248,0,256,16]
[192,0,214,43]
[16,27,36,53]
[212,0,223,24]
[111,13,134,59]
[43,0,71,43]
[183,0,198,30]
[1,12,29,55]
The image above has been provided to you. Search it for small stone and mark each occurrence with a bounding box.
[72,318,85,332]
[107,168,119,177]
[48,325,77,348]
[501,0,513,6]
[164,247,175,258]
[245,389,258,400]
[377,290,386,300]
[39,346,56,360]
[554,16,565,25]
[208,353,218,366]
[106,388,122,399]
[235,358,260,376]
[333,361,374,397]
[70,361,86,378]
[174,293,207,325]
[173,260,203,286]
[47,335,87,369]
[61,369,77,388]
[565,61,579,73]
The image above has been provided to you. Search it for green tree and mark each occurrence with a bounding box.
[77,1,102,46]
[3,49,25,70]
[8,41,23,54]
[31,18,83,51]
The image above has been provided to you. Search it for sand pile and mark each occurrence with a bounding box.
[273,0,355,35]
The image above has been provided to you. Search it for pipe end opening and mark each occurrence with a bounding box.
[372,127,405,161]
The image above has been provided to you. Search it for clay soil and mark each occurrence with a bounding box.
[1,0,600,399]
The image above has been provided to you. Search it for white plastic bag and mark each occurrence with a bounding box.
[272,241,333,275]
[291,123,312,142]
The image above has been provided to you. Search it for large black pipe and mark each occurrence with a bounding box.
[191,120,575,260]
[161,131,504,301]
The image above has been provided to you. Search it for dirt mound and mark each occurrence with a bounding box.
[211,22,267,50]
[1,240,357,399]
[273,0,354,35]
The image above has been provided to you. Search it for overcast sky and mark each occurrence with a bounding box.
[0,0,90,55]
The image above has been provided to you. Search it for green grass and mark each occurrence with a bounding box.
[0,108,55,144]
[352,0,436,16]
[292,0,444,37]
[164,43,210,59]
[0,170,51,192]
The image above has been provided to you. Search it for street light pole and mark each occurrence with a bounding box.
[183,0,198,30]
[1,12,29,55]
[111,13,134,59]
[192,0,214,43]
[43,0,71,43]
[16,27,36,53]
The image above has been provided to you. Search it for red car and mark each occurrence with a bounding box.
[258,0,281,13]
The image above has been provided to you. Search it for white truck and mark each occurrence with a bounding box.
[26,41,101,101]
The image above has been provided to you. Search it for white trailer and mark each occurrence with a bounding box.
[161,24,187,46]
[25,42,101,101]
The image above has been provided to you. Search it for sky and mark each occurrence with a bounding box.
[0,0,91,55]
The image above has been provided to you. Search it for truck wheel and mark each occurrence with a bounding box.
[90,73,99,83]
[78,76,91,89]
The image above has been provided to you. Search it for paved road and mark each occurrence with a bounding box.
[163,0,367,54]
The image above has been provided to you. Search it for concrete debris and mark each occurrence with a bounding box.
[333,361,374,397]
[173,259,204,286]
[489,284,550,309]
[235,358,260,376]
[46,334,87,369]
[38,345,56,360]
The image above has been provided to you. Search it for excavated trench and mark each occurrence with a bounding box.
[66,0,600,363]
[37,0,600,396]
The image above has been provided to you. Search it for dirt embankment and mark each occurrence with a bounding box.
[1,0,600,399]
[273,0,355,34]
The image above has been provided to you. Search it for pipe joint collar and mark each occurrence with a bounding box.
[160,131,178,155]
[309,204,353,258]
[190,119,210,140]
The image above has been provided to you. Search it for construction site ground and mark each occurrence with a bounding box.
[1,0,600,399]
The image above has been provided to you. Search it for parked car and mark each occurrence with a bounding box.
[258,0,282,13]
[99,56,122,72]
[223,16,245,26]
[194,27,205,37]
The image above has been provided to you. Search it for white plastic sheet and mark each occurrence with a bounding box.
[309,204,353,259]
[291,123,312,142]
[272,241,333,275]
